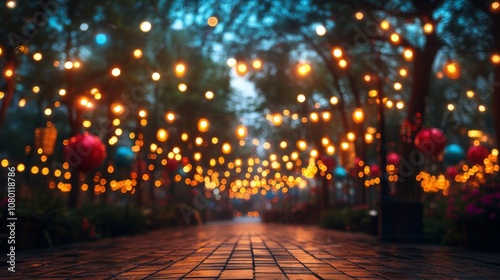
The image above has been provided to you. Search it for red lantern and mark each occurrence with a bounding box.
[370,164,381,177]
[445,166,458,179]
[166,159,178,172]
[319,154,336,172]
[387,152,400,166]
[414,128,446,156]
[64,133,106,172]
[466,145,489,165]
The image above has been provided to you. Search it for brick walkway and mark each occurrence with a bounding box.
[2,220,500,279]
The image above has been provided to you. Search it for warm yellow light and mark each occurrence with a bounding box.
[33,52,42,61]
[133,49,142,58]
[390,33,400,43]
[252,59,263,69]
[396,101,404,109]
[330,96,339,105]
[297,140,307,151]
[355,12,364,20]
[112,103,124,115]
[443,61,460,79]
[195,119,210,134]
[236,63,248,76]
[421,22,433,34]
[399,68,408,76]
[365,133,374,144]
[83,120,91,128]
[466,90,475,98]
[5,69,13,77]
[138,109,147,118]
[491,53,500,64]
[403,48,413,60]
[227,58,237,67]
[332,47,343,58]
[491,1,500,12]
[368,90,378,98]
[297,94,306,103]
[338,59,348,68]
[1,159,9,168]
[18,99,26,107]
[165,111,175,123]
[316,25,326,36]
[178,83,187,92]
[326,145,335,155]
[394,82,402,90]
[447,104,455,111]
[73,61,81,68]
[341,142,349,151]
[222,143,232,154]
[64,61,73,69]
[6,1,16,8]
[297,63,311,76]
[0,92,4,99]
[380,20,390,30]
[175,63,186,77]
[152,72,160,81]
[140,21,152,32]
[322,111,331,121]
[111,67,121,77]
[207,16,218,27]
[352,108,364,124]
[59,89,66,96]
[310,112,319,122]
[347,132,356,141]
[157,128,168,142]
[478,105,486,112]
[271,114,283,126]
[236,125,247,139]
[205,91,214,100]
[386,100,394,108]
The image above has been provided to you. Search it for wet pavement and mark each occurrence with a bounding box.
[2,219,500,279]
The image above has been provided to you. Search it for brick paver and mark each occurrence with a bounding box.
[2,221,500,279]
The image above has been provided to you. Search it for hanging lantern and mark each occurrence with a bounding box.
[386,152,400,166]
[34,122,58,156]
[115,146,135,168]
[414,128,446,156]
[319,154,335,172]
[333,166,348,179]
[445,166,458,180]
[466,145,489,165]
[443,144,465,166]
[64,133,106,172]
[369,164,381,177]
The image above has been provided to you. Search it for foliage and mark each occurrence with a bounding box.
[446,178,500,226]
[319,205,372,232]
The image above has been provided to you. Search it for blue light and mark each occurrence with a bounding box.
[95,33,107,45]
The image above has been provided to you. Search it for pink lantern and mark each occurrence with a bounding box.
[387,152,400,166]
[370,164,381,177]
[64,133,106,172]
[466,145,489,165]
[414,128,446,156]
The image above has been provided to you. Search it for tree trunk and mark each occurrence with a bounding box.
[0,47,18,129]
[395,32,442,201]
[492,15,500,149]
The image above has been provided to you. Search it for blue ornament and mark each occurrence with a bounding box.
[333,166,347,180]
[443,144,465,166]
[115,146,135,168]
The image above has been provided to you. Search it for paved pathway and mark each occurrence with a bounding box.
[2,220,500,279]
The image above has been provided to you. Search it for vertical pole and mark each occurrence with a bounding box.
[377,76,392,241]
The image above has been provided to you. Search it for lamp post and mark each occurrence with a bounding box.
[375,75,393,241]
